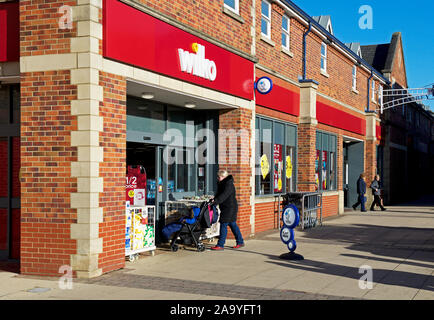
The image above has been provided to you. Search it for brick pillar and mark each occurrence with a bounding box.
[365,112,378,206]
[20,0,79,277]
[19,0,113,278]
[218,106,253,238]
[297,81,318,192]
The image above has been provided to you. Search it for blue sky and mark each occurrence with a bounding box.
[293,0,434,111]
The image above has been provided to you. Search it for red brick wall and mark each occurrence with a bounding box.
[322,194,338,219]
[19,0,77,57]
[218,107,252,237]
[255,201,281,233]
[98,71,127,273]
[297,124,317,192]
[20,70,78,277]
[135,0,252,55]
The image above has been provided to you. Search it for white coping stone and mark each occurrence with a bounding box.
[71,130,100,147]
[70,36,99,54]
[20,54,77,72]
[131,68,159,85]
[70,223,100,240]
[71,68,99,85]
[70,253,99,271]
[77,0,102,8]
[71,161,100,178]
[77,20,103,39]
[70,192,100,209]
[77,84,103,101]
[77,177,104,193]
[77,208,104,224]
[72,4,100,23]
[77,146,104,162]
[71,99,100,116]
[102,59,134,78]
[77,115,104,131]
[77,238,103,255]
[78,52,103,69]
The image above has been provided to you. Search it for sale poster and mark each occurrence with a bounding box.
[274,144,283,193]
[322,151,327,190]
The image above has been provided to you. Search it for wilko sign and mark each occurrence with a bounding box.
[178,43,217,81]
[103,0,254,100]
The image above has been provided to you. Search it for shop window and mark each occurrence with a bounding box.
[321,42,327,73]
[261,0,271,39]
[316,131,337,191]
[256,116,297,196]
[224,0,239,14]
[281,15,290,51]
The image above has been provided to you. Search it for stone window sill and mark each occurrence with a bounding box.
[222,6,244,24]
[281,47,294,58]
[352,88,360,95]
[261,34,275,47]
[320,69,329,78]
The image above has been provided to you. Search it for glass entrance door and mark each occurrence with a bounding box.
[0,84,20,261]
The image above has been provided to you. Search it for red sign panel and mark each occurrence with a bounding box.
[376,124,382,141]
[103,0,254,100]
[255,79,300,116]
[0,2,19,62]
[317,101,366,136]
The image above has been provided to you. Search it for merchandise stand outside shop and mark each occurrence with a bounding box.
[125,205,156,261]
[165,199,220,241]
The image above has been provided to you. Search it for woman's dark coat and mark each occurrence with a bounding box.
[213,175,238,223]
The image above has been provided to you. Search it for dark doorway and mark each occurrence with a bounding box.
[343,140,364,208]
[0,84,20,261]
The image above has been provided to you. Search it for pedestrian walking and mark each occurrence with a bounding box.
[370,174,387,211]
[352,173,367,212]
[210,170,245,251]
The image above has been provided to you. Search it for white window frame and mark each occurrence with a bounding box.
[321,42,327,72]
[224,0,239,15]
[281,15,290,51]
[371,80,376,102]
[352,66,357,90]
[261,0,271,39]
[378,85,383,106]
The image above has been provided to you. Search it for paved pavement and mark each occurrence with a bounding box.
[0,202,433,300]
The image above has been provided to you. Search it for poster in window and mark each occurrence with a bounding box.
[322,151,327,190]
[274,144,283,193]
[315,150,320,189]
[260,154,270,180]
[286,155,292,179]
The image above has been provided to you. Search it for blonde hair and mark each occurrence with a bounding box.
[217,170,228,178]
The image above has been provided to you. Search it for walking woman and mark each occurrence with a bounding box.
[370,174,387,211]
[210,170,245,250]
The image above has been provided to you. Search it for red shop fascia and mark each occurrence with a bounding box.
[103,0,255,101]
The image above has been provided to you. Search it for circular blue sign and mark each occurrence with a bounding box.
[282,204,300,229]
[255,77,273,95]
[287,239,297,252]
[280,227,295,244]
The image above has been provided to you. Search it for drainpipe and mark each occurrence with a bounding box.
[302,22,312,80]
[367,69,373,112]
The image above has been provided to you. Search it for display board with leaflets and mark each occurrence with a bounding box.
[125,204,156,261]
[125,165,155,261]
